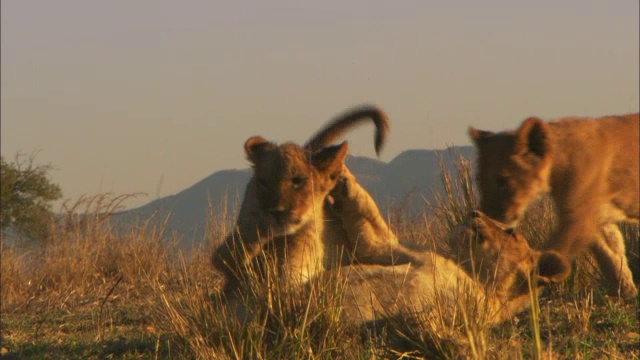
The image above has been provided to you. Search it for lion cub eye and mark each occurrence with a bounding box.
[291,176,307,189]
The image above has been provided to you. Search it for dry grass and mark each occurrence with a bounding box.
[1,160,638,359]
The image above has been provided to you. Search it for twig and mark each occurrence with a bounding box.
[97,274,123,342]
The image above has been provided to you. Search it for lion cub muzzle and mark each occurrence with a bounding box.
[266,206,302,228]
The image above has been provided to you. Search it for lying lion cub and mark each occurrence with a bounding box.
[469,113,639,298]
[302,211,571,330]
[212,105,415,289]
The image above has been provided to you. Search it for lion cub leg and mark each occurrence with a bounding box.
[589,223,637,298]
[329,167,421,266]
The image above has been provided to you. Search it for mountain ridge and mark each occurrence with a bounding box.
[115,146,476,247]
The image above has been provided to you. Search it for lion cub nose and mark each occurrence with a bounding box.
[267,206,288,221]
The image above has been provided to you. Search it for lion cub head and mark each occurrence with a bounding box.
[451,210,570,298]
[244,136,348,236]
[469,117,554,226]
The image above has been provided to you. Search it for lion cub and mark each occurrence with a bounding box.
[324,166,420,266]
[212,105,413,289]
[211,136,347,287]
[469,113,639,298]
[315,211,571,329]
[304,108,420,267]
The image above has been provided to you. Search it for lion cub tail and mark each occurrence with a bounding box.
[304,104,390,156]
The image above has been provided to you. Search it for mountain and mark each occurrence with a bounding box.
[114,146,476,247]
[365,148,473,211]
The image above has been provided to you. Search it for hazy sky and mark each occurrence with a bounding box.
[2,0,638,209]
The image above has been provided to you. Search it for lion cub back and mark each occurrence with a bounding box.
[539,114,639,225]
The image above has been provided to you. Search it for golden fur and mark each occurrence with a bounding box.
[304,104,389,156]
[211,138,347,286]
[469,113,639,298]
[211,105,404,288]
[309,211,571,328]
[325,166,421,265]
[305,106,420,266]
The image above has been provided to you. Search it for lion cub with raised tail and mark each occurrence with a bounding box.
[304,109,420,267]
[469,113,639,298]
[212,105,414,290]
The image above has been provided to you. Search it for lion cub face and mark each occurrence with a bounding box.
[451,210,570,296]
[469,117,553,226]
[245,136,347,236]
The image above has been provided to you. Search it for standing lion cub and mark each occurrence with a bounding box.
[469,113,639,298]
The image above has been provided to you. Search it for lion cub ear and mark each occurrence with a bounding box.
[468,127,494,147]
[537,250,571,284]
[515,117,550,158]
[311,142,349,176]
[244,136,275,164]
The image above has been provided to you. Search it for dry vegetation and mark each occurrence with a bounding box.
[1,158,638,359]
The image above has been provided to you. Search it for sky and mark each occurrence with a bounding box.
[2,0,638,209]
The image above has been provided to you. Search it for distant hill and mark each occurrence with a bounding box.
[114,146,476,247]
